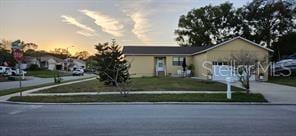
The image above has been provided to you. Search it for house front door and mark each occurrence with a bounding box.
[156,57,165,76]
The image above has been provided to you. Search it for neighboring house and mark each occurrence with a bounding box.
[40,55,64,70]
[64,58,86,71]
[123,37,273,81]
[22,56,40,69]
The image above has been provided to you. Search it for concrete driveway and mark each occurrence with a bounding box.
[227,81,296,104]
[0,74,96,90]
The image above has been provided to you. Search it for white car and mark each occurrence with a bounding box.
[0,66,12,76]
[11,68,27,76]
[72,69,84,76]
[272,59,296,75]
[0,66,5,74]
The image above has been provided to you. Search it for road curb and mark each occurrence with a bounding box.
[1,100,296,105]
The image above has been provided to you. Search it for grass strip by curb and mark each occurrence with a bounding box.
[267,77,296,87]
[9,93,267,103]
[0,77,95,96]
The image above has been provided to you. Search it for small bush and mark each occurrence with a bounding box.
[8,76,17,81]
[27,64,41,71]
[53,72,63,83]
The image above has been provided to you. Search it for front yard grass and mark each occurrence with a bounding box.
[36,77,245,93]
[27,70,71,78]
[9,93,267,103]
[268,77,296,87]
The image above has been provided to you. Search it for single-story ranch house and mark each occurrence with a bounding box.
[123,37,273,81]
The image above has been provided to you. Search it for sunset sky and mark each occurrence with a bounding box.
[0,0,250,54]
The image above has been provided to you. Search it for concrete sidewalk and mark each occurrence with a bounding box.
[0,74,96,90]
[0,77,96,101]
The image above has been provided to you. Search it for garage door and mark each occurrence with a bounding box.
[212,65,237,81]
[212,65,256,81]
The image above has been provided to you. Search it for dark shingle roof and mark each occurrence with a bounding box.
[122,37,274,56]
[123,46,211,55]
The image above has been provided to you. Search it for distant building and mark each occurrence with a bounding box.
[64,58,86,71]
[40,55,64,70]
[22,56,40,69]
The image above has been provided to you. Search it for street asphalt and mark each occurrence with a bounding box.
[1,103,296,136]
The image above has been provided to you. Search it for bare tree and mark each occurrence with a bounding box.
[100,64,131,96]
[229,50,266,94]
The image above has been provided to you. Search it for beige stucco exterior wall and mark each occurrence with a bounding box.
[165,56,192,76]
[192,53,208,79]
[126,55,193,77]
[192,39,270,80]
[206,39,269,61]
[126,56,155,77]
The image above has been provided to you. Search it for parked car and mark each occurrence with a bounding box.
[0,66,5,74]
[0,66,12,76]
[11,68,27,76]
[272,59,296,76]
[72,69,84,76]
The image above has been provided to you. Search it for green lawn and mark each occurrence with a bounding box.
[36,77,244,93]
[268,77,296,87]
[9,93,267,103]
[27,70,71,78]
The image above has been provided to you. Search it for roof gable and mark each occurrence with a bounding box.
[192,37,274,55]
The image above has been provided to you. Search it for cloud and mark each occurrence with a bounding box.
[129,11,151,42]
[76,30,93,37]
[61,15,95,33]
[80,9,124,37]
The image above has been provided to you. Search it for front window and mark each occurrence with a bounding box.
[172,56,184,66]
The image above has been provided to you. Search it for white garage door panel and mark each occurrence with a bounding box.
[212,65,255,81]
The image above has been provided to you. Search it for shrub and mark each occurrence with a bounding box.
[27,64,40,71]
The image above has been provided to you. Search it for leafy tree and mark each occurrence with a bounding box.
[175,2,242,46]
[85,55,98,71]
[0,39,12,50]
[94,39,130,95]
[0,40,15,66]
[11,40,38,51]
[243,0,295,48]
[24,49,48,57]
[175,0,295,48]
[74,51,90,60]
[50,48,71,59]
[272,32,296,60]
